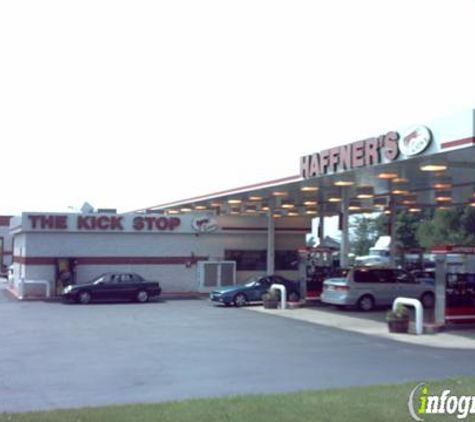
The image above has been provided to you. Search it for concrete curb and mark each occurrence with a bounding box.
[245,306,475,350]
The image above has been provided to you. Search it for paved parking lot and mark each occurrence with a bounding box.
[1,287,475,413]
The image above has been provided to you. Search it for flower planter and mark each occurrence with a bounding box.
[263,299,279,309]
[387,318,409,333]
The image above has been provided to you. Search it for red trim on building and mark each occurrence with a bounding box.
[221,226,309,232]
[131,174,302,212]
[0,216,12,227]
[441,136,475,149]
[13,256,209,266]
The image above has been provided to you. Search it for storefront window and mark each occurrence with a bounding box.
[224,250,298,271]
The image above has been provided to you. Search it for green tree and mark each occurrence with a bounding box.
[350,216,379,256]
[417,206,475,249]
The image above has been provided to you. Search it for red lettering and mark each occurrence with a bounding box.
[28,215,42,229]
[77,216,92,230]
[97,216,109,230]
[352,141,365,167]
[145,217,154,231]
[340,145,351,170]
[309,154,320,177]
[320,150,330,174]
[384,131,399,161]
[169,217,181,230]
[56,215,68,230]
[328,148,340,173]
[133,216,144,231]
[110,216,124,230]
[364,138,379,166]
[300,155,311,178]
[156,217,168,230]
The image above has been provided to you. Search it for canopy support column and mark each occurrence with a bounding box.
[267,204,275,275]
[340,189,350,267]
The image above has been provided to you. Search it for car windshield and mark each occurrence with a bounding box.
[243,276,260,287]
[91,275,108,285]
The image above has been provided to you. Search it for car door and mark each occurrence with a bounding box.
[394,269,421,299]
[118,273,137,299]
[93,273,121,300]
[371,269,397,306]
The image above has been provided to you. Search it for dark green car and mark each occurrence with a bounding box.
[210,275,300,307]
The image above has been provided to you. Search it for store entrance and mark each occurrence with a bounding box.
[55,258,78,296]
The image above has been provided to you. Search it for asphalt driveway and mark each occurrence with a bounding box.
[1,288,474,413]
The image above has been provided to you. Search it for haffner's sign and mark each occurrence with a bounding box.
[300,126,432,179]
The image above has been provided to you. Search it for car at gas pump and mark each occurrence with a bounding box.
[321,267,435,311]
[209,275,301,307]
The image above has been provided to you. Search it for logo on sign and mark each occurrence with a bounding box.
[192,216,218,233]
[400,126,432,157]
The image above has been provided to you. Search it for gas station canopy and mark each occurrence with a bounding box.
[137,109,475,217]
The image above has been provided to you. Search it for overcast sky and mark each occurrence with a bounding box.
[1,0,474,215]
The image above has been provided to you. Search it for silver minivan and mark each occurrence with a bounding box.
[321,267,435,311]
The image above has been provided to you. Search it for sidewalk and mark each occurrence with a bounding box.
[245,305,475,350]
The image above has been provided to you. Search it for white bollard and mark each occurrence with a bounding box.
[392,297,424,335]
[270,284,287,309]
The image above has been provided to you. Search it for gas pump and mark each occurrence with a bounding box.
[298,246,338,299]
[431,245,475,324]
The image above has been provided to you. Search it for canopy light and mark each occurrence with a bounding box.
[328,197,342,203]
[167,209,179,214]
[470,202,475,207]
[373,197,388,207]
[305,208,318,215]
[280,199,295,209]
[228,199,242,204]
[435,190,452,202]
[287,211,299,217]
[300,186,319,192]
[248,196,263,201]
[272,191,288,197]
[432,176,452,190]
[210,202,221,207]
[391,188,409,195]
[261,204,270,211]
[356,186,374,199]
[392,177,409,184]
[472,188,475,198]
[333,180,354,187]
[180,207,192,212]
[194,205,207,210]
[230,206,241,215]
[304,200,317,206]
[244,204,257,213]
[408,207,422,213]
[348,200,362,211]
[384,209,392,215]
[378,172,398,180]
[420,164,447,172]
[402,194,417,205]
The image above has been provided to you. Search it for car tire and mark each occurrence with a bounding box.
[357,295,375,312]
[77,290,92,305]
[233,293,247,307]
[288,291,300,302]
[420,292,435,309]
[136,289,149,303]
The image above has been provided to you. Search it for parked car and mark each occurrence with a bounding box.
[62,272,162,304]
[411,270,436,286]
[320,267,435,311]
[210,275,300,307]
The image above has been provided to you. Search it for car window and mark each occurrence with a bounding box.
[374,269,397,283]
[393,270,415,284]
[131,273,144,282]
[109,274,120,284]
[120,274,134,283]
[354,269,380,283]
